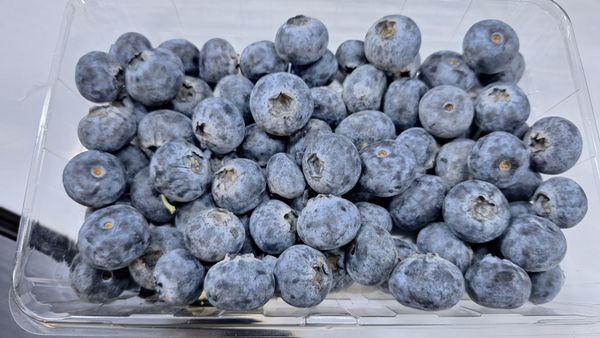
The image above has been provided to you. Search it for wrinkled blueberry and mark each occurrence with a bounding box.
[474,83,530,132]
[78,102,136,152]
[153,248,205,305]
[435,138,475,187]
[69,254,129,303]
[171,76,213,117]
[158,38,200,76]
[529,265,565,305]
[249,200,297,254]
[310,86,347,127]
[293,50,337,87]
[212,158,266,214]
[346,224,396,285]
[419,85,474,138]
[198,38,238,85]
[463,19,519,74]
[383,78,428,132]
[342,64,387,113]
[396,127,439,172]
[115,145,148,186]
[389,175,448,231]
[214,74,254,124]
[335,110,396,150]
[417,222,473,272]
[130,167,175,224]
[500,169,542,202]
[287,119,332,165]
[355,201,393,232]
[239,124,286,166]
[266,153,305,199]
[192,97,245,154]
[335,39,367,75]
[418,50,476,91]
[532,177,588,229]
[364,15,421,73]
[275,15,329,66]
[137,109,194,156]
[75,51,124,103]
[324,248,354,292]
[109,32,152,66]
[240,40,288,82]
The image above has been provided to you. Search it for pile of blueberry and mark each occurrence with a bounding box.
[64,14,588,312]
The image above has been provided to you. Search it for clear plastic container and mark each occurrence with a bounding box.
[10,0,600,335]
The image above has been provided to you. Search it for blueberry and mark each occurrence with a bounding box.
[209,151,239,173]
[396,127,439,173]
[297,195,360,250]
[125,48,184,106]
[364,15,421,73]
[153,248,205,305]
[523,116,583,174]
[192,97,245,154]
[386,53,421,79]
[435,138,475,186]
[240,40,288,82]
[500,169,542,202]
[75,51,124,103]
[274,244,332,307]
[293,50,338,87]
[465,255,531,309]
[418,50,477,91]
[63,150,126,208]
[198,38,238,85]
[302,132,361,195]
[149,140,211,202]
[389,175,448,232]
[416,222,473,273]
[529,266,565,305]
[324,248,354,292]
[171,76,213,117]
[443,180,510,243]
[468,131,529,188]
[214,74,254,124]
[78,102,136,152]
[335,39,367,75]
[204,254,275,310]
[274,15,328,66]
[359,140,417,197]
[109,32,152,66]
[474,83,530,133]
[212,158,266,214]
[128,226,185,290]
[158,38,200,76]
[462,19,520,74]
[355,201,393,232]
[115,144,149,186]
[310,87,347,127]
[389,253,464,311]
[510,121,529,139]
[236,124,285,167]
[477,52,525,86]
[383,78,428,132]
[249,200,297,254]
[289,189,316,213]
[471,243,502,262]
[249,72,313,136]
[342,64,387,113]
[346,225,397,285]
[419,85,474,138]
[266,153,305,199]
[78,205,150,270]
[130,98,148,124]
[393,236,419,260]
[261,255,278,275]
[287,119,332,165]
[130,167,175,224]
[69,254,129,303]
[335,110,396,150]
[174,192,215,231]
[509,201,535,218]
[532,177,588,229]
[238,213,262,255]
[136,109,194,156]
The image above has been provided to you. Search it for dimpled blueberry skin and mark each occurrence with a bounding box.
[192,97,245,154]
[212,158,266,214]
[175,192,215,231]
[115,145,148,186]
[500,169,542,202]
[288,119,332,165]
[478,52,525,86]
[420,85,475,139]
[78,103,136,152]
[302,133,361,195]
[468,131,529,188]
[63,150,126,208]
[389,175,448,232]
[532,177,588,229]
[171,76,213,117]
[335,110,396,150]
[137,110,194,156]
[364,15,421,73]
[69,254,129,303]
[443,180,510,243]
[509,201,535,218]
[418,50,477,91]
[249,200,297,254]
[274,245,332,307]
[356,202,393,232]
[78,205,150,270]
[153,248,205,305]
[125,48,184,106]
[383,78,428,132]
[198,38,238,85]
[130,168,174,224]
[529,265,565,304]
[324,248,354,292]
[240,40,288,82]
[275,15,329,66]
[310,87,348,127]
[214,74,254,124]
[346,225,397,285]
[417,223,473,273]
[205,254,275,311]
[297,195,361,250]
[335,40,367,75]
[239,124,286,166]
[465,255,531,309]
[75,51,124,103]
[360,140,417,197]
[109,32,152,66]
[462,19,520,74]
[342,64,387,113]
[293,50,338,87]
[435,138,475,186]
[389,253,465,311]
[158,39,200,76]
[149,140,211,202]
[266,153,305,199]
[396,127,439,173]
[474,83,530,133]
[523,116,583,174]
